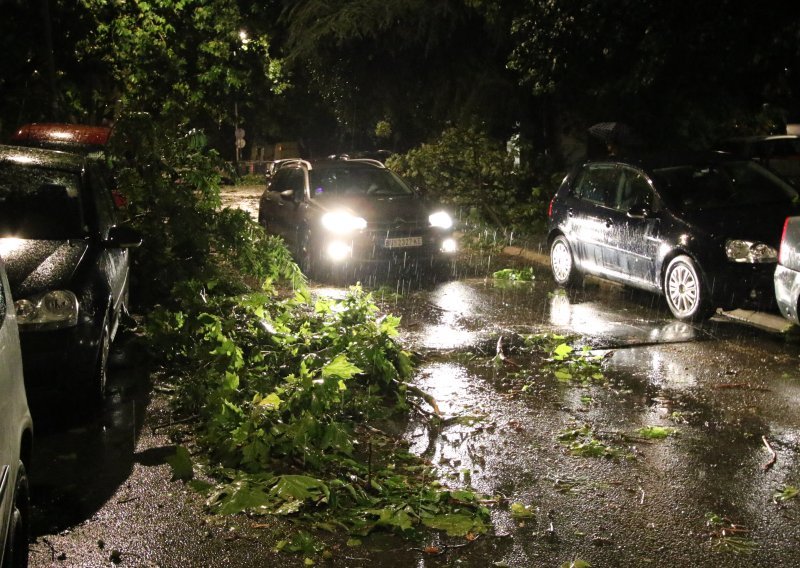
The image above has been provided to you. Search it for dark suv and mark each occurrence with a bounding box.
[547,152,800,320]
[258,158,456,276]
[0,145,141,409]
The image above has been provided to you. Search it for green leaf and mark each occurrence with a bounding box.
[322,354,363,380]
[258,392,282,411]
[166,446,193,481]
[637,426,678,439]
[206,481,273,514]
[510,502,534,518]
[270,475,329,501]
[421,513,486,536]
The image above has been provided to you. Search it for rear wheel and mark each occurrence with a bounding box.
[3,462,30,568]
[550,235,583,287]
[663,255,714,321]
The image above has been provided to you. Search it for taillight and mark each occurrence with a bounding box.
[779,217,790,265]
[548,195,556,218]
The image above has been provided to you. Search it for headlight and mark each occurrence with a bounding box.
[725,239,778,263]
[321,211,367,233]
[15,290,79,330]
[429,211,453,229]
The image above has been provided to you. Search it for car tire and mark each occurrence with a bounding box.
[3,462,30,568]
[550,235,583,287]
[663,255,714,321]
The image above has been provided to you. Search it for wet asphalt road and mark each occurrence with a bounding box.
[25,187,800,567]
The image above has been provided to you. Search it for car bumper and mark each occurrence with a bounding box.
[18,324,99,401]
[775,264,800,324]
[705,262,778,311]
[315,231,457,266]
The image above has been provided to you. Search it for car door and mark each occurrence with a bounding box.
[602,166,662,287]
[87,166,128,333]
[0,259,26,555]
[567,164,619,275]
[261,167,307,245]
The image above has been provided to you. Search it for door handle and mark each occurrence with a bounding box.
[605,218,613,228]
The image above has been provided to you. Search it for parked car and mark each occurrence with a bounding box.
[0,254,33,568]
[547,152,800,321]
[258,158,457,276]
[0,145,142,409]
[775,216,800,324]
[717,135,800,187]
[8,122,112,155]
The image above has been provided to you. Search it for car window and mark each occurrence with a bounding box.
[574,165,618,206]
[0,163,87,239]
[614,168,657,211]
[88,165,116,234]
[309,167,413,198]
[652,161,799,211]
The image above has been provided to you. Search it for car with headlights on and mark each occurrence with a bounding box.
[258,158,456,277]
[547,152,800,321]
[0,145,142,411]
[0,253,33,568]
[775,216,800,324]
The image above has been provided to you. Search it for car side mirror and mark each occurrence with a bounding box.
[280,189,295,201]
[104,225,142,248]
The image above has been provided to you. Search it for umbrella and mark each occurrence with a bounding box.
[587,122,641,146]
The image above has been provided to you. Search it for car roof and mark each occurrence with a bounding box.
[277,158,387,172]
[0,144,88,173]
[584,151,743,171]
[9,122,112,153]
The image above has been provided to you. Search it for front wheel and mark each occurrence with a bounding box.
[550,235,583,287]
[3,462,30,568]
[663,255,714,321]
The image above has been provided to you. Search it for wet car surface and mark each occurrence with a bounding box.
[775,216,800,324]
[0,255,33,568]
[548,153,800,320]
[24,187,800,567]
[0,145,141,412]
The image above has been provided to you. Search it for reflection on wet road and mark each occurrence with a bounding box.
[383,270,800,567]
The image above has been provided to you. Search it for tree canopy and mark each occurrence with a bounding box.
[2,0,800,161]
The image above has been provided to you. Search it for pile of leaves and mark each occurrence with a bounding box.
[149,284,490,539]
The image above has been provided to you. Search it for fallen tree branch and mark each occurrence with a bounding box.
[762,435,777,472]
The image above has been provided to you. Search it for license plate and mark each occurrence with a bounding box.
[384,236,423,248]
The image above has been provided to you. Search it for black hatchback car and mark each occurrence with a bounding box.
[0,145,141,409]
[258,158,457,276]
[547,153,800,320]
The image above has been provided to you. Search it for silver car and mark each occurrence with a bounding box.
[0,254,33,568]
[775,216,800,324]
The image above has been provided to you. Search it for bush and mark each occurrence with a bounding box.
[387,125,556,234]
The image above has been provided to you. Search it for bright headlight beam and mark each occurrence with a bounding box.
[321,211,367,233]
[429,211,453,229]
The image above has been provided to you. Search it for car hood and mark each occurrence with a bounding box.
[679,202,799,246]
[1,239,88,297]
[315,195,435,223]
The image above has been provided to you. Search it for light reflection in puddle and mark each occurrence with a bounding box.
[420,281,482,349]
[407,362,482,481]
[548,293,619,336]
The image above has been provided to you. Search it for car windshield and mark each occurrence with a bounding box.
[309,167,414,198]
[651,160,799,211]
[0,163,86,239]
